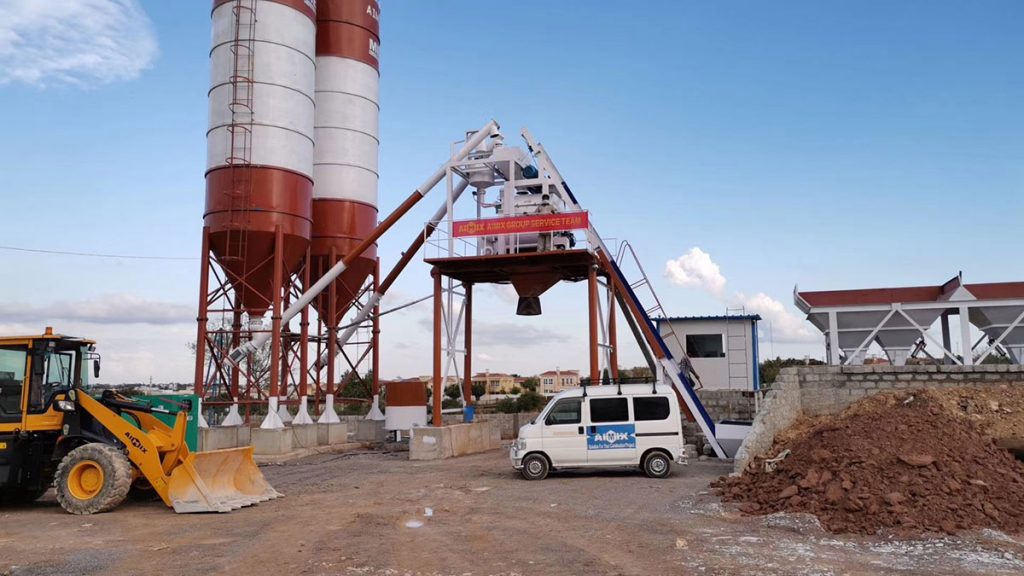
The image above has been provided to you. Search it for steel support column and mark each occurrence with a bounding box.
[268,226,284,400]
[941,311,953,366]
[463,283,473,405]
[299,247,310,400]
[588,265,600,383]
[432,268,443,425]
[193,226,211,397]
[609,281,619,380]
[959,305,973,366]
[372,258,381,398]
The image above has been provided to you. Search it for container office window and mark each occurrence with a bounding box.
[686,334,725,358]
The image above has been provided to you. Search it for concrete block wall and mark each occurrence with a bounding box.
[732,377,801,471]
[797,364,1024,416]
[696,390,757,422]
[733,365,1024,471]
[440,412,541,439]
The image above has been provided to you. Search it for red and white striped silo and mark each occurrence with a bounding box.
[205,0,317,316]
[311,0,381,327]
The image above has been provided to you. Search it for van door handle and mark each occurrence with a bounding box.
[578,426,584,435]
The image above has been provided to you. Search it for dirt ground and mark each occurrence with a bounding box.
[2,449,1024,576]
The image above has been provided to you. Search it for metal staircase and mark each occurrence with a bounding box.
[520,128,727,458]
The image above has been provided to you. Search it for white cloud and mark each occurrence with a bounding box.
[0,320,194,384]
[664,247,820,345]
[0,294,192,325]
[0,0,158,87]
[664,247,727,297]
[735,292,820,344]
[416,317,569,348]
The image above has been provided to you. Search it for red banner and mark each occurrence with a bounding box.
[452,212,589,238]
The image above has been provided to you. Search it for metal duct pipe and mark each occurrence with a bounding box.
[228,119,500,362]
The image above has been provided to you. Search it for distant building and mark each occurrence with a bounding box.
[656,315,761,391]
[472,371,520,395]
[382,375,458,396]
[537,369,580,395]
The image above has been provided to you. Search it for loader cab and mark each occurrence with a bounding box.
[0,331,94,429]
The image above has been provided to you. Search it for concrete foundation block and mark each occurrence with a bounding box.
[251,428,293,455]
[354,419,387,442]
[238,425,251,447]
[199,426,240,452]
[409,421,501,461]
[317,422,348,446]
[290,424,319,449]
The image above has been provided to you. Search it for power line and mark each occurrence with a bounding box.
[0,245,196,261]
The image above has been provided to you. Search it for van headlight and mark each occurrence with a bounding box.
[512,438,526,452]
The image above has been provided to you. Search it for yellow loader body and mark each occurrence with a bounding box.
[75,391,281,513]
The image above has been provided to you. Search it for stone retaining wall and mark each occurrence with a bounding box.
[734,365,1024,472]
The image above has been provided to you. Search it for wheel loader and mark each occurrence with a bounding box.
[0,328,279,514]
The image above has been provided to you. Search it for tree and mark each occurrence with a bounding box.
[189,328,272,401]
[471,383,486,401]
[509,386,522,395]
[444,383,462,400]
[521,377,539,392]
[495,397,518,413]
[339,370,373,400]
[619,366,654,382]
[516,390,546,412]
[758,357,825,386]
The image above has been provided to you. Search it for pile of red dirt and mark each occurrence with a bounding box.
[714,389,1024,535]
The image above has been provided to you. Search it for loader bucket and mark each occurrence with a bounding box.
[166,446,281,513]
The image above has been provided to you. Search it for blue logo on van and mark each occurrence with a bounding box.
[587,424,636,450]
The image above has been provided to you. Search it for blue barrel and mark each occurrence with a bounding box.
[464,405,476,422]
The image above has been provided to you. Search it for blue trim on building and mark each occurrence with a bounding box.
[659,314,762,322]
[751,318,761,392]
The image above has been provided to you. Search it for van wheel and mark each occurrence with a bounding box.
[54,443,133,515]
[520,454,550,481]
[643,451,672,479]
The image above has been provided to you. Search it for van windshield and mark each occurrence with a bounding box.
[544,398,582,425]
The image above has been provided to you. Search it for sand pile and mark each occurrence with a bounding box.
[714,389,1024,535]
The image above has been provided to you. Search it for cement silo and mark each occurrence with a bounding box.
[205,0,316,315]
[197,0,317,426]
[310,0,381,327]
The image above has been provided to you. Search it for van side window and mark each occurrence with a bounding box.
[589,398,628,423]
[634,396,670,421]
[545,398,582,425]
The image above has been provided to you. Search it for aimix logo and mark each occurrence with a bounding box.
[596,430,631,444]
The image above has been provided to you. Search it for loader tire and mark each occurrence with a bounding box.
[54,443,133,515]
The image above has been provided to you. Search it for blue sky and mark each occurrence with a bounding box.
[0,0,1021,382]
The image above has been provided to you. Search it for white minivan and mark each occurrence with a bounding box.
[510,383,686,480]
